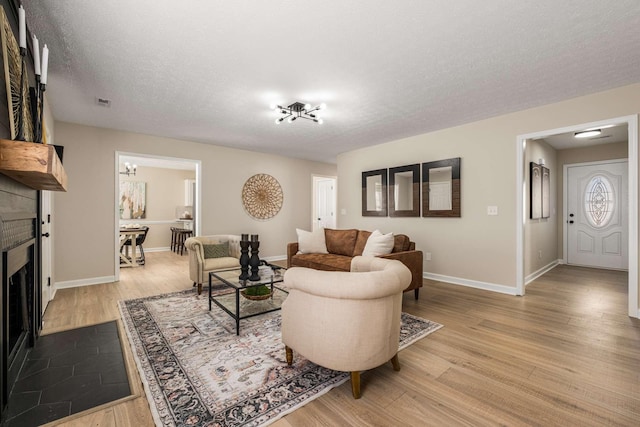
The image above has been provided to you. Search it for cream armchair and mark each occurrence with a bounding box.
[184,235,241,294]
[281,256,411,399]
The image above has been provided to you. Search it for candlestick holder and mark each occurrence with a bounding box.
[16,47,26,141]
[239,235,250,281]
[248,238,260,281]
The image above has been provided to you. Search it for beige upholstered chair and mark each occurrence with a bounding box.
[281,256,411,398]
[184,235,241,294]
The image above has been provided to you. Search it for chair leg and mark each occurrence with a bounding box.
[414,288,420,300]
[197,283,202,295]
[138,245,145,265]
[285,346,293,366]
[390,353,401,371]
[350,372,361,399]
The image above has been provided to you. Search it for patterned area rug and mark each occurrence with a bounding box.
[119,289,442,427]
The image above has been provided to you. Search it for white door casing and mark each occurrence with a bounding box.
[566,160,628,270]
[40,190,52,315]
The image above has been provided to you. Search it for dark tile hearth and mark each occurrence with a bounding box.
[2,321,131,427]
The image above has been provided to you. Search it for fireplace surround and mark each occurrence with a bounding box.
[0,211,39,418]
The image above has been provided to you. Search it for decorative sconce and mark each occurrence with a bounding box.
[120,162,137,176]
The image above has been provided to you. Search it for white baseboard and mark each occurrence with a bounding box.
[145,247,170,253]
[56,275,116,289]
[423,272,518,295]
[262,255,287,263]
[525,259,561,285]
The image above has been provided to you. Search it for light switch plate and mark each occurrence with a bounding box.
[487,206,498,216]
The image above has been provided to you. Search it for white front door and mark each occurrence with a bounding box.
[566,160,628,269]
[41,191,52,315]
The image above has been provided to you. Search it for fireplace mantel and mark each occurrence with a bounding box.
[0,139,67,191]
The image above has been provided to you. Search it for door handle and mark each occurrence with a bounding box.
[568,221,574,224]
[42,232,50,237]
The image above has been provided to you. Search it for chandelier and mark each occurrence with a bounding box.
[271,102,326,124]
[120,162,137,176]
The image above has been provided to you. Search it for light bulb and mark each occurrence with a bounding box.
[275,118,281,124]
[269,103,277,110]
[319,103,327,110]
[574,129,601,138]
[304,103,311,110]
[317,118,324,124]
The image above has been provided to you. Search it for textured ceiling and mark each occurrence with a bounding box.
[21,0,640,163]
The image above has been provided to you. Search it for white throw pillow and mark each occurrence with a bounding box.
[296,228,329,254]
[362,229,394,257]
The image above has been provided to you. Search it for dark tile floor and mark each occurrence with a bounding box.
[2,321,131,427]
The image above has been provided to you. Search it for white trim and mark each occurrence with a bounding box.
[115,151,202,282]
[119,219,190,225]
[516,114,638,319]
[423,272,518,296]
[516,137,526,295]
[56,276,116,289]
[144,247,171,253]
[261,255,287,263]
[525,259,560,285]
[628,115,638,318]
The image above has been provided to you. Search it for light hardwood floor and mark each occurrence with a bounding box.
[43,252,640,426]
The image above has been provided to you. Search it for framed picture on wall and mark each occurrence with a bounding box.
[120,181,146,219]
[541,166,550,218]
[530,162,542,219]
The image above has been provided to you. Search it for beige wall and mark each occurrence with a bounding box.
[119,166,195,250]
[555,141,628,259]
[337,83,640,293]
[525,139,558,278]
[53,122,336,284]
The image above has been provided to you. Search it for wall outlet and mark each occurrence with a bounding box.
[340,208,346,215]
[487,206,498,216]
[426,252,432,261]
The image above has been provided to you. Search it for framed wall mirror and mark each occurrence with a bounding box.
[362,169,388,216]
[422,157,461,217]
[389,164,420,217]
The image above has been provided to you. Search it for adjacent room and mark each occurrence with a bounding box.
[0,1,638,426]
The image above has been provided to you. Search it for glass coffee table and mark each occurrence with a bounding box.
[208,264,287,335]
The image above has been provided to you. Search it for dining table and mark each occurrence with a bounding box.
[119,228,146,268]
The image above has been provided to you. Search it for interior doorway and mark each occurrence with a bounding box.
[114,152,201,281]
[516,115,638,318]
[312,175,337,231]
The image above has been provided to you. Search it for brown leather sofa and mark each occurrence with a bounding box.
[286,228,423,299]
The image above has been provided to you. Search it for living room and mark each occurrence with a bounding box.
[1,1,639,426]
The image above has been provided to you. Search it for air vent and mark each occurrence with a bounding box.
[95,97,111,107]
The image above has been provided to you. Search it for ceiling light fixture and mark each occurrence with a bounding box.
[120,162,137,176]
[574,129,601,138]
[272,102,326,124]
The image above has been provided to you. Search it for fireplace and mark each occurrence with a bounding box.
[1,212,38,416]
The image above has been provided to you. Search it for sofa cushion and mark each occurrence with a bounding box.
[393,234,411,252]
[324,228,358,256]
[203,242,229,259]
[296,228,329,254]
[362,230,395,257]
[204,257,240,271]
[290,253,352,272]
[353,230,372,256]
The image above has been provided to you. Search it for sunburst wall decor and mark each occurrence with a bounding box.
[242,174,283,220]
